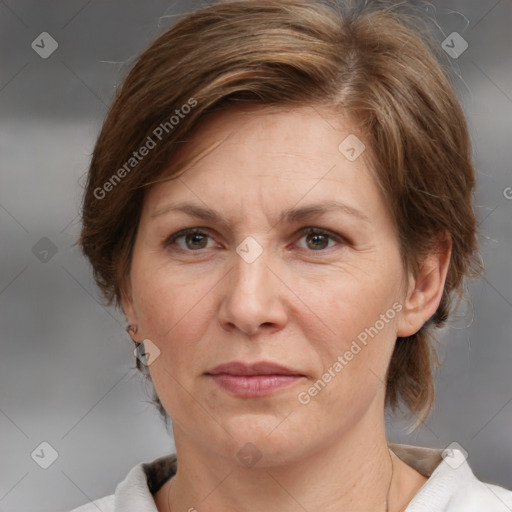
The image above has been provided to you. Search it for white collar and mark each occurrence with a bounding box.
[79,443,512,512]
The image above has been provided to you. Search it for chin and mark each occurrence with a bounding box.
[213,414,309,466]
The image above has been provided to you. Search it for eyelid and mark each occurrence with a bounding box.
[296,226,346,242]
[163,227,215,248]
[294,226,347,251]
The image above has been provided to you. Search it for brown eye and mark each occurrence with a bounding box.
[164,229,214,252]
[296,228,343,252]
[184,232,209,250]
[306,232,330,250]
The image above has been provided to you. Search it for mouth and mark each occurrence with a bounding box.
[205,361,306,397]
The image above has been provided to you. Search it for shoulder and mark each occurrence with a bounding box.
[414,473,512,512]
[66,453,177,512]
[68,494,114,512]
[390,442,512,512]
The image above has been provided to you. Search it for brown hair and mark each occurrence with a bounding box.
[79,0,482,425]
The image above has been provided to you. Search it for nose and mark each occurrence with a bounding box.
[217,246,288,337]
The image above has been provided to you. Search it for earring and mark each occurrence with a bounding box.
[126,324,138,335]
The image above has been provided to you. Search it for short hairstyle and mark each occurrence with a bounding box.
[79,0,482,425]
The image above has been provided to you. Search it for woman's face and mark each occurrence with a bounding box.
[123,105,417,465]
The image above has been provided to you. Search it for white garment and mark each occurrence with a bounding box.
[69,443,512,512]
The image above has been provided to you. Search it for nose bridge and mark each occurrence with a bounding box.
[219,236,287,334]
[231,238,272,302]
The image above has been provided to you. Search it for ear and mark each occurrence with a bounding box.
[397,233,452,338]
[121,285,141,342]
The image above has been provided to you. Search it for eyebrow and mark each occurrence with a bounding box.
[150,200,370,226]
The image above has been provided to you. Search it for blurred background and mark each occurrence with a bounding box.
[0,0,511,510]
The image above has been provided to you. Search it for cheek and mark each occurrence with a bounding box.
[130,260,220,381]
[132,272,212,417]
[307,259,402,341]
[131,255,207,333]
[293,265,402,406]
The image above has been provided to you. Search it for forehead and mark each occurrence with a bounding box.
[173,104,341,169]
[151,103,368,188]
[139,103,395,243]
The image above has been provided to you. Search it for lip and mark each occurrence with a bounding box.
[207,361,303,376]
[206,361,306,397]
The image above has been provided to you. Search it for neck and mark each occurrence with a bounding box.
[155,411,398,512]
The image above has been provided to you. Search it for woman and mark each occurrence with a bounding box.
[73,0,512,510]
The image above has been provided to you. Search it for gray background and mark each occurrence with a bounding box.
[0,0,511,510]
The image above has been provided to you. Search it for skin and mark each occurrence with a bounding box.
[122,104,451,512]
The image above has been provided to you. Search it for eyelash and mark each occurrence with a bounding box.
[163,227,346,254]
